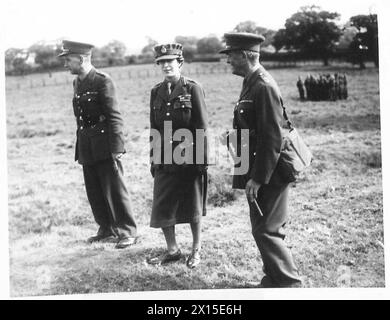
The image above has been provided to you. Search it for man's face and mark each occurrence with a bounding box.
[158,58,181,79]
[226,51,246,77]
[63,54,82,74]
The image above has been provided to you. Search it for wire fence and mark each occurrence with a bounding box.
[5,60,323,91]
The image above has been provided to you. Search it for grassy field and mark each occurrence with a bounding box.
[6,62,383,297]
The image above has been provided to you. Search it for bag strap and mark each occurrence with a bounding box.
[280,98,294,130]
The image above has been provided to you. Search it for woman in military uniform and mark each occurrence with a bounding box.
[147,43,208,268]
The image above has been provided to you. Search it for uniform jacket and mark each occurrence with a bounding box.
[150,76,208,174]
[232,65,286,189]
[72,68,125,165]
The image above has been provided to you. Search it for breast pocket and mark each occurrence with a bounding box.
[236,100,255,129]
[81,92,101,116]
[173,99,192,127]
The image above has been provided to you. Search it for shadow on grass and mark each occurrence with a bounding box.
[16,242,260,296]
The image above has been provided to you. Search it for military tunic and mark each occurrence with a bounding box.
[73,68,137,238]
[232,65,301,287]
[149,76,208,228]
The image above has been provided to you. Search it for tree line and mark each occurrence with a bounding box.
[5,5,378,76]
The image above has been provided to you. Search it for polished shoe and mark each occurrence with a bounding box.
[186,248,201,269]
[147,250,182,265]
[259,275,276,288]
[259,275,302,288]
[115,237,138,249]
[87,234,118,244]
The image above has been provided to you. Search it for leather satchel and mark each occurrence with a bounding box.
[278,102,313,182]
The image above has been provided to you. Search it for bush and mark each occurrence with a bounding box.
[207,172,238,207]
[361,151,381,168]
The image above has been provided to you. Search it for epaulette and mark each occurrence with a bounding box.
[96,70,109,78]
[258,72,270,83]
[183,76,201,88]
[152,82,164,91]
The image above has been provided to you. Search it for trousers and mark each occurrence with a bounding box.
[82,158,137,239]
[248,183,301,287]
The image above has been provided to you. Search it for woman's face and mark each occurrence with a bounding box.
[158,58,181,80]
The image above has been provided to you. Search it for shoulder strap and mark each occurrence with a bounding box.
[280,98,294,130]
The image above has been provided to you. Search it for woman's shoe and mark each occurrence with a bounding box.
[147,250,182,265]
[186,248,201,269]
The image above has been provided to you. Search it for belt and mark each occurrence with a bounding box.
[79,115,106,129]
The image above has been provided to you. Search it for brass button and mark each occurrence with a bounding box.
[166,112,170,116]
[167,102,171,106]
[240,110,244,113]
[88,98,91,102]
[80,126,83,130]
[101,130,104,133]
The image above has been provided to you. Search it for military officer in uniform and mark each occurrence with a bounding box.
[147,43,208,268]
[58,40,138,249]
[219,33,302,287]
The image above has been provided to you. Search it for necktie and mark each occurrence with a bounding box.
[167,82,172,96]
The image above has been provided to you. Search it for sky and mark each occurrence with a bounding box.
[0,0,385,54]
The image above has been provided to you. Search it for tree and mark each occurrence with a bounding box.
[196,36,223,55]
[29,41,63,70]
[96,40,127,66]
[337,25,359,50]
[5,48,31,75]
[175,35,198,62]
[233,21,276,47]
[273,29,287,52]
[348,14,378,67]
[272,5,342,65]
[141,37,158,55]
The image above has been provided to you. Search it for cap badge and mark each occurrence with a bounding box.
[161,46,167,53]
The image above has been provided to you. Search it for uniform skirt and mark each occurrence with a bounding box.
[150,169,206,228]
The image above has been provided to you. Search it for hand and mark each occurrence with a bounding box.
[150,164,155,178]
[219,131,229,146]
[195,164,208,175]
[245,179,261,203]
[112,152,124,160]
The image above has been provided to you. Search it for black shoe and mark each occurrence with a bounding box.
[147,250,182,265]
[186,248,201,269]
[259,275,277,288]
[87,234,118,244]
[115,236,138,249]
[259,275,302,288]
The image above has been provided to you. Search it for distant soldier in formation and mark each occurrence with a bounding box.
[342,73,348,99]
[296,76,305,100]
[329,74,336,101]
[336,73,342,100]
[299,73,348,101]
[304,75,311,100]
